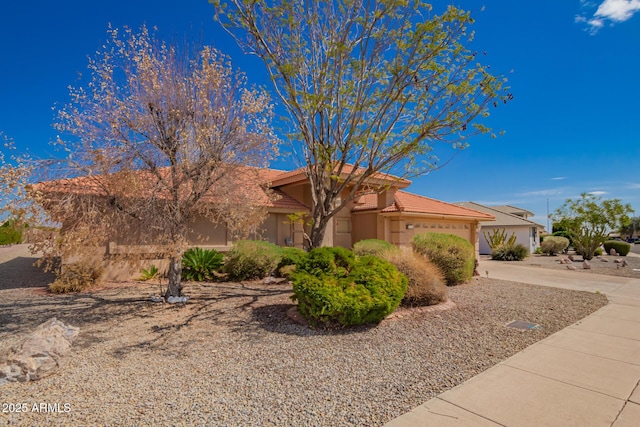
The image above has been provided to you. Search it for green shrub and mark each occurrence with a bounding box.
[552,230,573,247]
[603,240,631,256]
[534,246,544,254]
[275,247,306,277]
[296,246,355,277]
[411,233,475,286]
[181,247,224,281]
[49,262,104,293]
[382,248,447,307]
[353,239,396,257]
[483,228,516,250]
[224,240,282,281]
[594,247,604,256]
[138,264,160,281]
[540,236,569,255]
[0,220,23,245]
[491,243,529,261]
[291,249,407,327]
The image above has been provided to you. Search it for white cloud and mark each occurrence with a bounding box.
[626,183,640,189]
[519,189,564,197]
[589,190,609,195]
[595,0,640,21]
[578,0,640,32]
[551,176,567,181]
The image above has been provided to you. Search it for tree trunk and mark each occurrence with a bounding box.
[165,255,183,298]
[308,210,331,249]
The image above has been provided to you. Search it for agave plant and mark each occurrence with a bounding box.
[137,264,159,281]
[181,247,224,282]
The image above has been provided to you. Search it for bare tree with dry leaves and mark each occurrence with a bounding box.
[33,25,278,298]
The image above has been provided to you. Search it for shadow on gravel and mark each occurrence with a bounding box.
[0,292,153,338]
[250,304,378,337]
[108,283,296,356]
[0,256,56,290]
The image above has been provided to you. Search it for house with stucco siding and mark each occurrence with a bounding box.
[35,165,495,279]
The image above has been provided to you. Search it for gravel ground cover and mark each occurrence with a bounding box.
[1,270,607,426]
[493,251,640,279]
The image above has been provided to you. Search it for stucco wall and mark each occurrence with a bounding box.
[351,212,378,245]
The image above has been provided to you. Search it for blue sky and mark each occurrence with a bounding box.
[1,0,639,228]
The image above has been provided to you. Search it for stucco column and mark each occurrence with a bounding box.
[472,221,480,259]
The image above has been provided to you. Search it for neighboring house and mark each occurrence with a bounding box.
[456,202,543,255]
[489,205,535,220]
[35,165,495,279]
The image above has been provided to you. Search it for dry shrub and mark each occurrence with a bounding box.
[49,261,104,293]
[382,248,448,307]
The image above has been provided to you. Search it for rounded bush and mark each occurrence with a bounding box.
[540,236,569,255]
[491,243,529,261]
[382,248,447,307]
[276,247,306,277]
[224,240,282,281]
[603,240,631,256]
[411,233,475,286]
[296,246,355,277]
[291,248,407,327]
[594,247,604,256]
[552,230,573,247]
[353,239,395,257]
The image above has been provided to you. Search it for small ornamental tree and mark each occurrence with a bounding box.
[34,26,278,298]
[213,0,510,248]
[553,193,632,260]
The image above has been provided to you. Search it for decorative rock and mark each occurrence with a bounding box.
[621,260,628,267]
[0,318,79,385]
[566,265,576,270]
[614,258,623,264]
[601,258,609,262]
[166,296,189,304]
[558,259,566,264]
[583,261,591,269]
[568,255,574,261]
[564,258,572,264]
[263,276,287,285]
[610,249,618,256]
[150,295,164,303]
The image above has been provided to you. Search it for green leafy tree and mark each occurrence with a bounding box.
[553,193,632,260]
[213,0,510,248]
[619,217,639,239]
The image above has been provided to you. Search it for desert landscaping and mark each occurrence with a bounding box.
[0,244,615,426]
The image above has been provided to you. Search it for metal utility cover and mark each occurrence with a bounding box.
[506,320,541,330]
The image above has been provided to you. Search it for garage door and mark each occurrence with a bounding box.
[405,221,472,243]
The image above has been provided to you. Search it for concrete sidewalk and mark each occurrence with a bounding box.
[385,261,640,427]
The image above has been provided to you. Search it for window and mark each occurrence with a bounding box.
[336,219,351,234]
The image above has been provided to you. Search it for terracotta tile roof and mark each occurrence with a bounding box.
[269,164,411,188]
[353,191,495,220]
[268,189,309,211]
[34,165,309,212]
